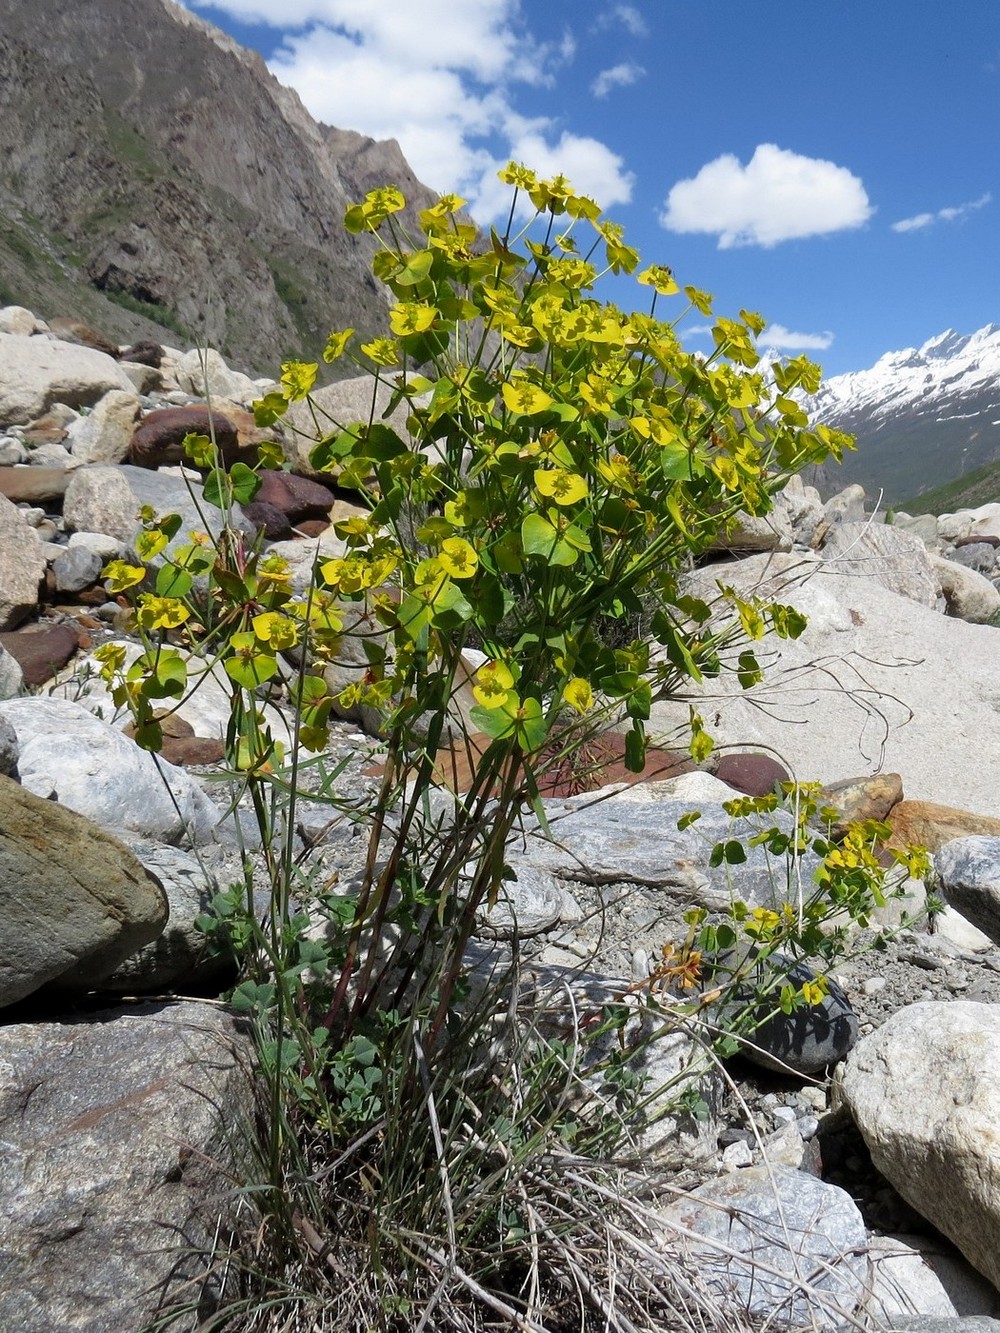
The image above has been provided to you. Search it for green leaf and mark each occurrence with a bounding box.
[676,810,702,831]
[737,649,763,690]
[625,726,646,772]
[469,703,515,740]
[154,565,193,598]
[521,512,559,558]
[225,651,278,690]
[394,248,435,286]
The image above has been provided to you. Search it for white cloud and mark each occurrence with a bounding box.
[761,324,834,351]
[660,144,873,248]
[891,192,992,233]
[184,0,620,220]
[591,62,645,99]
[595,4,648,37]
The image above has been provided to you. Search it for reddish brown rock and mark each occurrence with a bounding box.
[128,406,240,469]
[123,711,224,767]
[887,800,1000,854]
[119,340,164,368]
[254,470,335,524]
[243,500,293,541]
[955,533,1000,549]
[21,413,69,447]
[296,518,330,538]
[0,623,82,685]
[0,467,71,504]
[47,317,120,359]
[714,751,790,797]
[817,772,904,836]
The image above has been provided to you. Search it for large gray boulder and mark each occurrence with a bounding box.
[820,520,939,608]
[65,388,142,464]
[839,1002,1000,1291]
[933,837,1000,945]
[0,1002,249,1333]
[0,493,46,629]
[0,696,220,846]
[508,779,822,912]
[283,374,414,478]
[930,553,1000,623]
[649,551,1000,817]
[0,333,133,426]
[0,776,167,1006]
[655,1165,870,1328]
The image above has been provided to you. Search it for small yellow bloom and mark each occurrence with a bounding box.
[438,536,479,580]
[562,677,594,714]
[534,467,588,505]
[473,660,514,709]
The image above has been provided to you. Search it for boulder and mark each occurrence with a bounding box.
[52,544,104,593]
[128,404,241,469]
[820,521,939,608]
[283,374,415,478]
[838,1001,1000,1291]
[0,304,44,336]
[506,781,822,912]
[0,696,220,846]
[65,389,142,464]
[864,1233,1000,1324]
[733,956,859,1075]
[0,493,46,628]
[655,1165,870,1328]
[708,506,794,554]
[0,623,81,685]
[0,1002,249,1332]
[0,775,168,1006]
[0,643,23,697]
[888,801,1000,854]
[929,554,1000,623]
[46,316,120,358]
[817,771,904,834]
[714,750,790,796]
[174,347,264,406]
[101,844,233,991]
[119,339,165,367]
[0,332,133,426]
[933,837,1000,946]
[648,552,1000,818]
[949,542,997,575]
[0,465,71,504]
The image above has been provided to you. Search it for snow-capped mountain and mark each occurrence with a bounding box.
[805,324,1000,505]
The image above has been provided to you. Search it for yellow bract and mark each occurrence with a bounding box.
[438,537,479,580]
[102,560,147,593]
[534,467,588,505]
[473,661,514,709]
[389,303,438,336]
[136,595,190,631]
[562,678,593,714]
[501,381,553,416]
[252,612,299,651]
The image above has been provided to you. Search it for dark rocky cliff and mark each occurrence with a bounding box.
[0,0,437,373]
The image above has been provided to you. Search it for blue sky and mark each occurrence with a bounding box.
[183,0,999,378]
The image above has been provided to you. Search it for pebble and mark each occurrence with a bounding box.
[862,975,887,995]
[796,1114,820,1140]
[771,1105,798,1125]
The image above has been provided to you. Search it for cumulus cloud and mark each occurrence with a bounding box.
[184,0,625,220]
[761,324,834,351]
[591,62,645,98]
[660,144,873,248]
[891,192,992,233]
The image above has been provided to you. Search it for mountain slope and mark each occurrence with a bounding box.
[805,325,1000,504]
[0,0,437,372]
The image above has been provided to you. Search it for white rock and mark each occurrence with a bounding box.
[0,696,220,846]
[67,531,124,560]
[0,305,42,336]
[930,553,1000,623]
[65,389,142,464]
[820,521,939,608]
[0,332,133,427]
[648,551,1000,817]
[839,1001,1000,1291]
[865,1232,1000,1323]
[175,348,259,406]
[932,906,994,954]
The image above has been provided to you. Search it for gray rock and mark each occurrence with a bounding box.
[839,1001,1000,1291]
[0,696,220,846]
[0,644,23,698]
[864,1233,1000,1324]
[65,388,142,463]
[0,436,27,464]
[730,955,859,1075]
[476,864,572,939]
[821,521,939,608]
[102,844,232,991]
[284,374,415,478]
[949,543,997,575]
[508,783,822,913]
[655,1165,869,1328]
[27,440,74,467]
[63,463,254,561]
[930,554,1000,623]
[0,493,46,628]
[0,775,167,1006]
[844,1320,1000,1332]
[709,506,794,554]
[933,838,1000,945]
[51,543,104,592]
[0,712,18,774]
[0,1001,250,1332]
[891,512,940,549]
[0,332,133,427]
[175,347,266,406]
